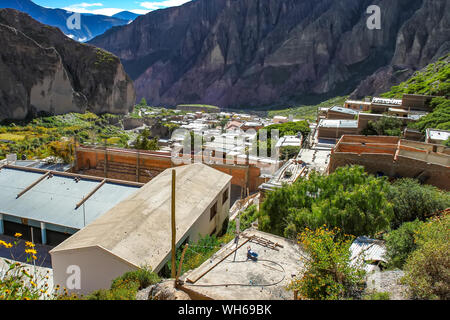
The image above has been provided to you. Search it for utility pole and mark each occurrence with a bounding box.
[171,169,176,279]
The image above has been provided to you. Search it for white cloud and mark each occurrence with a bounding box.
[140,0,191,10]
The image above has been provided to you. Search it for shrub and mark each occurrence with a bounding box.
[384,220,424,269]
[363,291,391,300]
[85,267,160,300]
[402,214,450,300]
[361,115,403,136]
[111,267,160,290]
[387,178,450,229]
[288,226,366,300]
[260,166,393,238]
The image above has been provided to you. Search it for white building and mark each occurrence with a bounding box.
[50,164,232,295]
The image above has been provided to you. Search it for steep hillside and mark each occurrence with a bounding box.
[89,0,449,109]
[0,9,136,121]
[0,0,129,42]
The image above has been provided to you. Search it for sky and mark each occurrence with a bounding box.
[33,0,192,16]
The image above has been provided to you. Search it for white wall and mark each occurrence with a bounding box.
[51,246,137,295]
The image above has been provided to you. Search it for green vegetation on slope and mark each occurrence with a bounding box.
[409,97,450,132]
[381,54,450,98]
[0,112,132,162]
[267,96,348,121]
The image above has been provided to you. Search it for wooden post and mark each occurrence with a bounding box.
[175,244,189,287]
[171,169,176,279]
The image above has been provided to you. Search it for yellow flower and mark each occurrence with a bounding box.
[30,281,37,288]
[32,255,37,260]
[14,233,22,237]
[25,241,35,248]
[25,249,37,255]
[5,243,13,249]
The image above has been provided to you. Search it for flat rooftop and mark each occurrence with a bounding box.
[0,166,141,230]
[329,106,359,115]
[50,164,232,271]
[181,229,304,300]
[318,119,358,128]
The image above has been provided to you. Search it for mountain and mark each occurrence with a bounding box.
[0,0,129,42]
[89,0,450,109]
[112,11,141,22]
[0,9,136,121]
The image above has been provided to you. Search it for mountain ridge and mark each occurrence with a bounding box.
[0,0,130,42]
[0,9,136,121]
[89,0,450,109]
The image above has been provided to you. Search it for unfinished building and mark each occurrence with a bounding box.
[180,229,304,300]
[328,135,450,190]
[50,164,232,294]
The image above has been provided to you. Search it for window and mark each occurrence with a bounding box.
[210,202,217,221]
[222,188,229,204]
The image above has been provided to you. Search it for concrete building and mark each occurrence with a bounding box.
[328,135,450,190]
[426,128,450,145]
[180,229,305,300]
[50,164,232,294]
[344,99,371,111]
[326,106,359,120]
[317,119,359,141]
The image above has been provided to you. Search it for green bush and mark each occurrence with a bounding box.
[111,267,160,290]
[387,178,450,229]
[85,267,160,300]
[361,115,403,136]
[409,97,450,133]
[384,220,424,269]
[402,214,450,300]
[259,166,393,238]
[363,291,391,300]
[288,226,366,300]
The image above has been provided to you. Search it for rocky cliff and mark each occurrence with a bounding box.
[89,0,449,108]
[0,9,136,121]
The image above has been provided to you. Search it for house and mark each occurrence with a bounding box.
[328,135,450,190]
[317,119,359,141]
[426,128,450,145]
[0,165,141,246]
[326,106,359,120]
[50,164,232,294]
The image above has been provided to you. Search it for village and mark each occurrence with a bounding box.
[0,91,448,300]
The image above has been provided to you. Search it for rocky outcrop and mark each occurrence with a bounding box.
[350,0,450,98]
[89,0,449,108]
[0,9,136,121]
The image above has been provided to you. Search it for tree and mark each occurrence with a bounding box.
[288,226,366,300]
[138,98,147,107]
[362,115,403,136]
[134,128,159,151]
[402,213,450,300]
[386,178,450,229]
[259,166,394,238]
[384,220,424,269]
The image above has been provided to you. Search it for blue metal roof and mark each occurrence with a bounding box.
[0,168,140,230]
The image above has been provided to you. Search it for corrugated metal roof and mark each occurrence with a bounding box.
[0,167,141,230]
[350,236,387,264]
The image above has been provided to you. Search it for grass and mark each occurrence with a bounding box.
[0,133,25,141]
[267,96,348,121]
[0,112,133,161]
